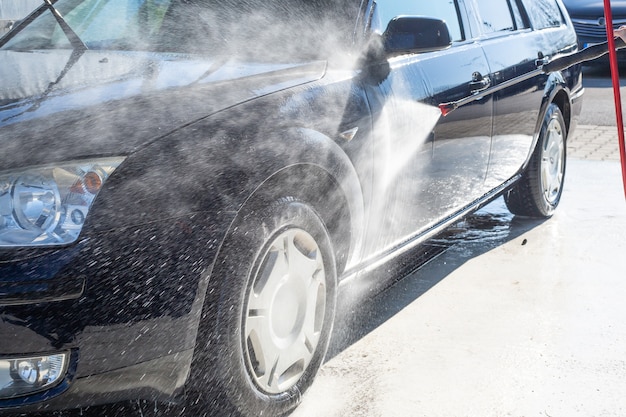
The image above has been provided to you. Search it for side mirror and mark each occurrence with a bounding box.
[383,16,452,56]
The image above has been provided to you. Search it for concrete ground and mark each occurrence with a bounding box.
[569,124,623,161]
[291,127,626,416]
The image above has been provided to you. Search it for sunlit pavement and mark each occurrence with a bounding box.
[569,124,622,161]
[291,158,626,417]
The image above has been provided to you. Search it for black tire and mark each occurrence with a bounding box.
[504,103,567,218]
[191,197,337,417]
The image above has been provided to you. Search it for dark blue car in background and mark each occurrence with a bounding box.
[563,0,626,63]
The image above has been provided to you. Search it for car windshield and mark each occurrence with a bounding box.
[0,0,356,60]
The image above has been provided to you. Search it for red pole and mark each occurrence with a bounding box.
[603,0,626,198]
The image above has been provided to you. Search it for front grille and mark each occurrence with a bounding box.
[571,18,626,41]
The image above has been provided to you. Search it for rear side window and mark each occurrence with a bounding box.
[474,0,531,33]
[521,0,564,29]
[476,0,516,32]
[372,0,464,42]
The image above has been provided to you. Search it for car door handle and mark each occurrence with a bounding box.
[535,51,549,68]
[469,71,491,94]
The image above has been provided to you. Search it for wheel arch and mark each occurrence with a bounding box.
[551,87,572,136]
[543,71,572,133]
[518,72,571,173]
[504,100,566,217]
[221,126,365,277]
[252,164,355,274]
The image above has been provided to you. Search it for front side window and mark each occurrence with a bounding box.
[372,0,464,42]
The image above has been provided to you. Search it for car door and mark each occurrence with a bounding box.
[420,0,494,217]
[360,0,492,257]
[357,0,440,257]
[473,0,577,188]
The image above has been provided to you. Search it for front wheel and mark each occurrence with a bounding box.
[194,197,337,416]
[505,103,567,218]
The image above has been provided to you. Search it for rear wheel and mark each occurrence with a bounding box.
[192,197,337,416]
[505,103,567,218]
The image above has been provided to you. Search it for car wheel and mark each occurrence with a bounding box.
[504,103,567,218]
[194,197,337,416]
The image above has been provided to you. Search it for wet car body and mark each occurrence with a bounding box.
[562,0,626,63]
[0,0,582,415]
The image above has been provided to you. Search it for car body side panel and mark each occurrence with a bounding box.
[483,27,579,188]
[359,54,437,257]
[481,30,547,188]
[421,43,493,216]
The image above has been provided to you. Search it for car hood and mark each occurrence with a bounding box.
[0,49,326,169]
[563,0,626,16]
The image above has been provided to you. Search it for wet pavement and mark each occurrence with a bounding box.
[291,158,626,417]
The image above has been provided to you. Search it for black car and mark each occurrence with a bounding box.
[562,0,626,63]
[0,0,582,416]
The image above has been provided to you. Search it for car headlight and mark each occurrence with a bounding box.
[0,157,125,248]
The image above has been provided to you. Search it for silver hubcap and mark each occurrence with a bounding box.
[244,228,326,394]
[541,117,565,205]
